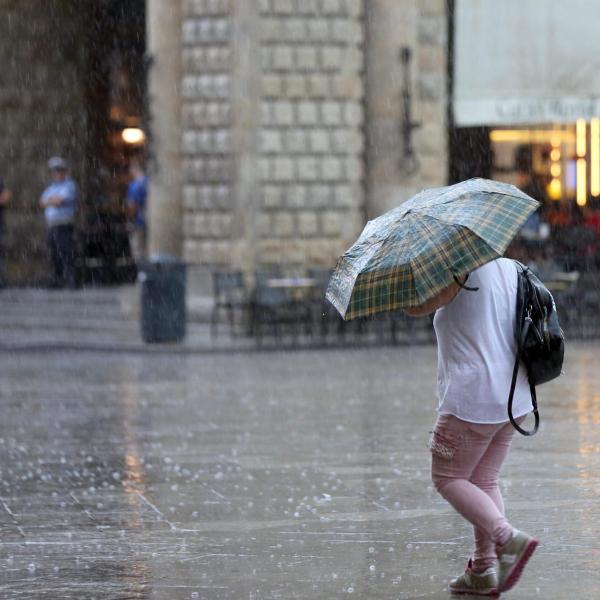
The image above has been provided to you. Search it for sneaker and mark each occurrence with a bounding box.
[449,559,499,596]
[496,530,538,592]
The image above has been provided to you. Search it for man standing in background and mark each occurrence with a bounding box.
[0,175,12,288]
[126,160,148,264]
[40,157,77,289]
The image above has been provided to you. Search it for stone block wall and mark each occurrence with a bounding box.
[178,0,449,273]
[180,0,367,271]
[181,0,235,266]
[257,0,366,267]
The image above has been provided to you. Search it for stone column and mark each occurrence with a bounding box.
[146,0,183,258]
[365,0,448,218]
[229,0,261,275]
[365,0,418,219]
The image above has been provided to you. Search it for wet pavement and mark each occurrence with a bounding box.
[0,287,431,354]
[1,291,600,598]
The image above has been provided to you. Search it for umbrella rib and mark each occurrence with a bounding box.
[477,189,539,202]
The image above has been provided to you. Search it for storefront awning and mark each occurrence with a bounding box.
[454,0,600,126]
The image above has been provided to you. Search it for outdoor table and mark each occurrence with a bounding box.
[266,277,318,301]
[249,276,318,339]
[266,277,317,287]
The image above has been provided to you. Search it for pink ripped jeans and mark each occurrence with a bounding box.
[430,413,522,571]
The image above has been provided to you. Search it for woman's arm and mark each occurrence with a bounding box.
[404,281,461,317]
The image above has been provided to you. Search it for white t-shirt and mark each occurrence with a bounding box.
[432,257,532,424]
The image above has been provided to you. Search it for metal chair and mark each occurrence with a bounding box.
[306,267,337,337]
[252,269,313,344]
[210,270,249,338]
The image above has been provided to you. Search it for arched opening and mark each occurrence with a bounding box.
[82,0,147,284]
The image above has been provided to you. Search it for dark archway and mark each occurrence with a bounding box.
[82,0,147,284]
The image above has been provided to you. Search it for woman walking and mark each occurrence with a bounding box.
[406,257,538,597]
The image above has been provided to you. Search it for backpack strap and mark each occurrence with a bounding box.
[508,349,539,436]
[508,260,539,436]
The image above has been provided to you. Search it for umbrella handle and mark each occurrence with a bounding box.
[453,274,479,292]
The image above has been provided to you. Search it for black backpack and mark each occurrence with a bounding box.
[508,260,565,436]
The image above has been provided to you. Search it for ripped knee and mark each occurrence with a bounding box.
[428,428,459,460]
[428,428,461,494]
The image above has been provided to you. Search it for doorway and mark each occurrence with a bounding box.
[82,0,147,284]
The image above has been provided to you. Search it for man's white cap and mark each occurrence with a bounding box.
[48,156,67,170]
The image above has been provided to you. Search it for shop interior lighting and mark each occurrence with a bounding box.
[547,136,562,201]
[490,129,575,143]
[576,119,587,157]
[122,128,146,145]
[591,118,600,196]
[577,158,587,206]
[548,177,562,200]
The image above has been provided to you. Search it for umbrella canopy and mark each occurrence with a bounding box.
[326,178,539,320]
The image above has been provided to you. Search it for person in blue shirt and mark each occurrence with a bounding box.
[39,157,77,288]
[126,160,148,263]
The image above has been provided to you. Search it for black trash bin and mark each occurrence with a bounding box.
[140,257,187,343]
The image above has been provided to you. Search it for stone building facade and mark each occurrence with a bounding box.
[172,0,367,272]
[0,0,449,283]
[150,0,449,275]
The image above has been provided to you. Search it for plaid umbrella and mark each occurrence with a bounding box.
[326,178,539,320]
